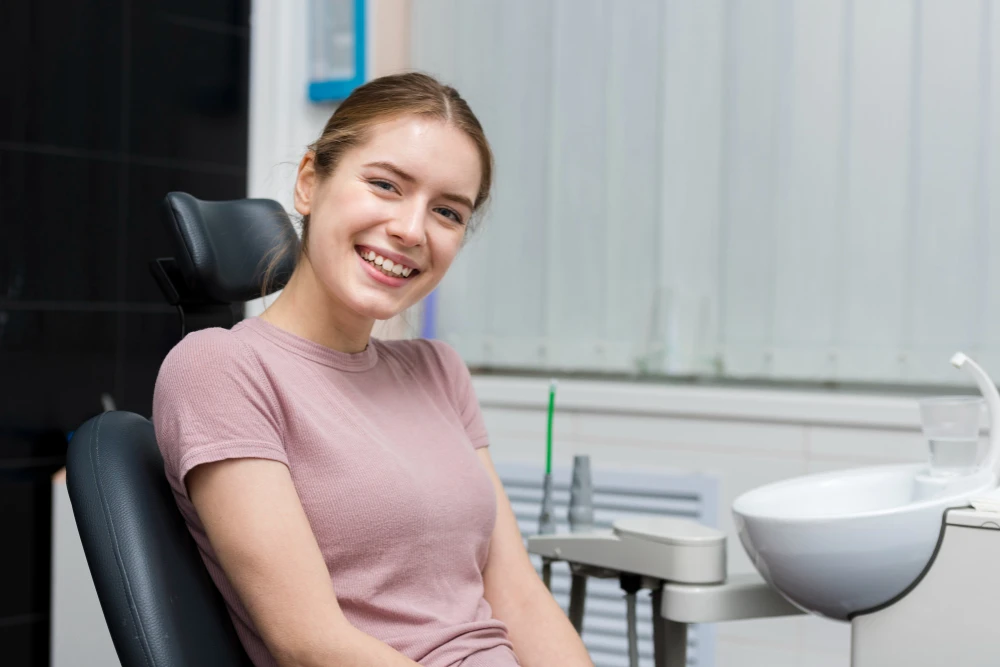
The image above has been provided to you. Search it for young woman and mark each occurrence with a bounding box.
[152,73,593,667]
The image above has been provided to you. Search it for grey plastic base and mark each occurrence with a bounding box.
[527,517,726,585]
[662,572,804,623]
[851,510,1000,667]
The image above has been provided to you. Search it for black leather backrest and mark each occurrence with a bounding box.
[66,411,253,667]
[163,191,299,304]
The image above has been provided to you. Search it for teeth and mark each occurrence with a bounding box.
[360,248,417,279]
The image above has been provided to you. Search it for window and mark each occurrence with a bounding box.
[413,0,1000,387]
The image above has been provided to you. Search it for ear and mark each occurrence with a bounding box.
[293,152,317,216]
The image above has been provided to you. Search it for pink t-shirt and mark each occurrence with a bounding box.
[152,317,519,667]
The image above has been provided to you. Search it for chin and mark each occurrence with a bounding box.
[350,296,411,322]
[366,306,404,321]
[355,285,432,321]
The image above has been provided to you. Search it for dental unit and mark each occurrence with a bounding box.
[528,352,1000,667]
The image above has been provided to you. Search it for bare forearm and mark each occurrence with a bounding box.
[475,452,593,666]
[275,624,420,667]
[494,588,593,667]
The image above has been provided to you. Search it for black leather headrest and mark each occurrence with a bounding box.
[163,192,299,303]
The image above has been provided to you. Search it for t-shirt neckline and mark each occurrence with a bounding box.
[238,317,379,372]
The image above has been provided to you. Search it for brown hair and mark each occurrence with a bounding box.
[260,71,494,298]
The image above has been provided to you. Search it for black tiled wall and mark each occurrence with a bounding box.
[0,2,250,665]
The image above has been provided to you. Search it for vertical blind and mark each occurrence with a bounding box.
[412,0,1000,386]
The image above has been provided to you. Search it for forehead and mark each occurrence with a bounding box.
[352,116,481,199]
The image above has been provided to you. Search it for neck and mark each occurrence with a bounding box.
[259,256,374,354]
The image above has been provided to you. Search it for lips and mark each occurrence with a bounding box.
[355,247,418,287]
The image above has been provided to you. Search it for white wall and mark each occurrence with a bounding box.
[476,375,987,667]
[247,0,411,209]
[50,480,120,667]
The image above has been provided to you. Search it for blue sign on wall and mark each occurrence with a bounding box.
[308,0,367,102]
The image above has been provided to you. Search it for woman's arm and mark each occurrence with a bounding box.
[475,449,594,667]
[187,458,420,667]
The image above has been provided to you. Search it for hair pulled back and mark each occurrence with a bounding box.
[260,72,493,298]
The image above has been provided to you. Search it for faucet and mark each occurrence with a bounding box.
[951,353,1000,479]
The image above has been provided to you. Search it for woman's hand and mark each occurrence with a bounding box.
[475,449,595,667]
[187,458,420,667]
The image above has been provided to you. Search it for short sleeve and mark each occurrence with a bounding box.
[426,340,490,449]
[152,328,288,498]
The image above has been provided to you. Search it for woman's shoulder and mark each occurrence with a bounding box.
[375,337,467,374]
[162,325,251,366]
[374,338,476,408]
[152,326,287,481]
[156,326,264,392]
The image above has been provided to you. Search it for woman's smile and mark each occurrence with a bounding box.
[355,245,421,287]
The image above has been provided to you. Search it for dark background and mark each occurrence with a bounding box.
[0,1,251,664]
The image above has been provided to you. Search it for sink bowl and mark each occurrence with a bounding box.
[732,463,995,620]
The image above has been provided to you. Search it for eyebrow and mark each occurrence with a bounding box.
[364,161,475,211]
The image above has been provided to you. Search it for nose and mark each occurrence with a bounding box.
[386,200,427,247]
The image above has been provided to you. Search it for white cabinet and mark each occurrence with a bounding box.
[50,478,120,667]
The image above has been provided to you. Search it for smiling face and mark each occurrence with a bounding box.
[293,114,483,325]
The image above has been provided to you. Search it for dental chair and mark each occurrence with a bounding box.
[66,193,297,667]
[67,192,1000,667]
[70,192,800,667]
[149,191,298,336]
[67,411,252,666]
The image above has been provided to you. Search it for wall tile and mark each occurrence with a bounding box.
[0,310,116,432]
[0,152,120,303]
[797,615,851,657]
[128,10,249,167]
[0,0,123,152]
[135,0,250,28]
[715,614,850,664]
[0,478,53,617]
[481,406,575,443]
[805,458,873,475]
[574,411,808,456]
[2,1,250,662]
[808,424,928,463]
[716,616,807,651]
[798,651,848,667]
[484,433,554,465]
[0,618,46,666]
[125,164,246,302]
[715,636,800,667]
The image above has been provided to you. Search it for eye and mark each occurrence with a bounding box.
[369,179,399,193]
[434,207,464,225]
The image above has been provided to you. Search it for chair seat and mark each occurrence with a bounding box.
[66,411,253,667]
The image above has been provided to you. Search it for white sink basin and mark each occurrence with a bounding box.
[732,463,995,620]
